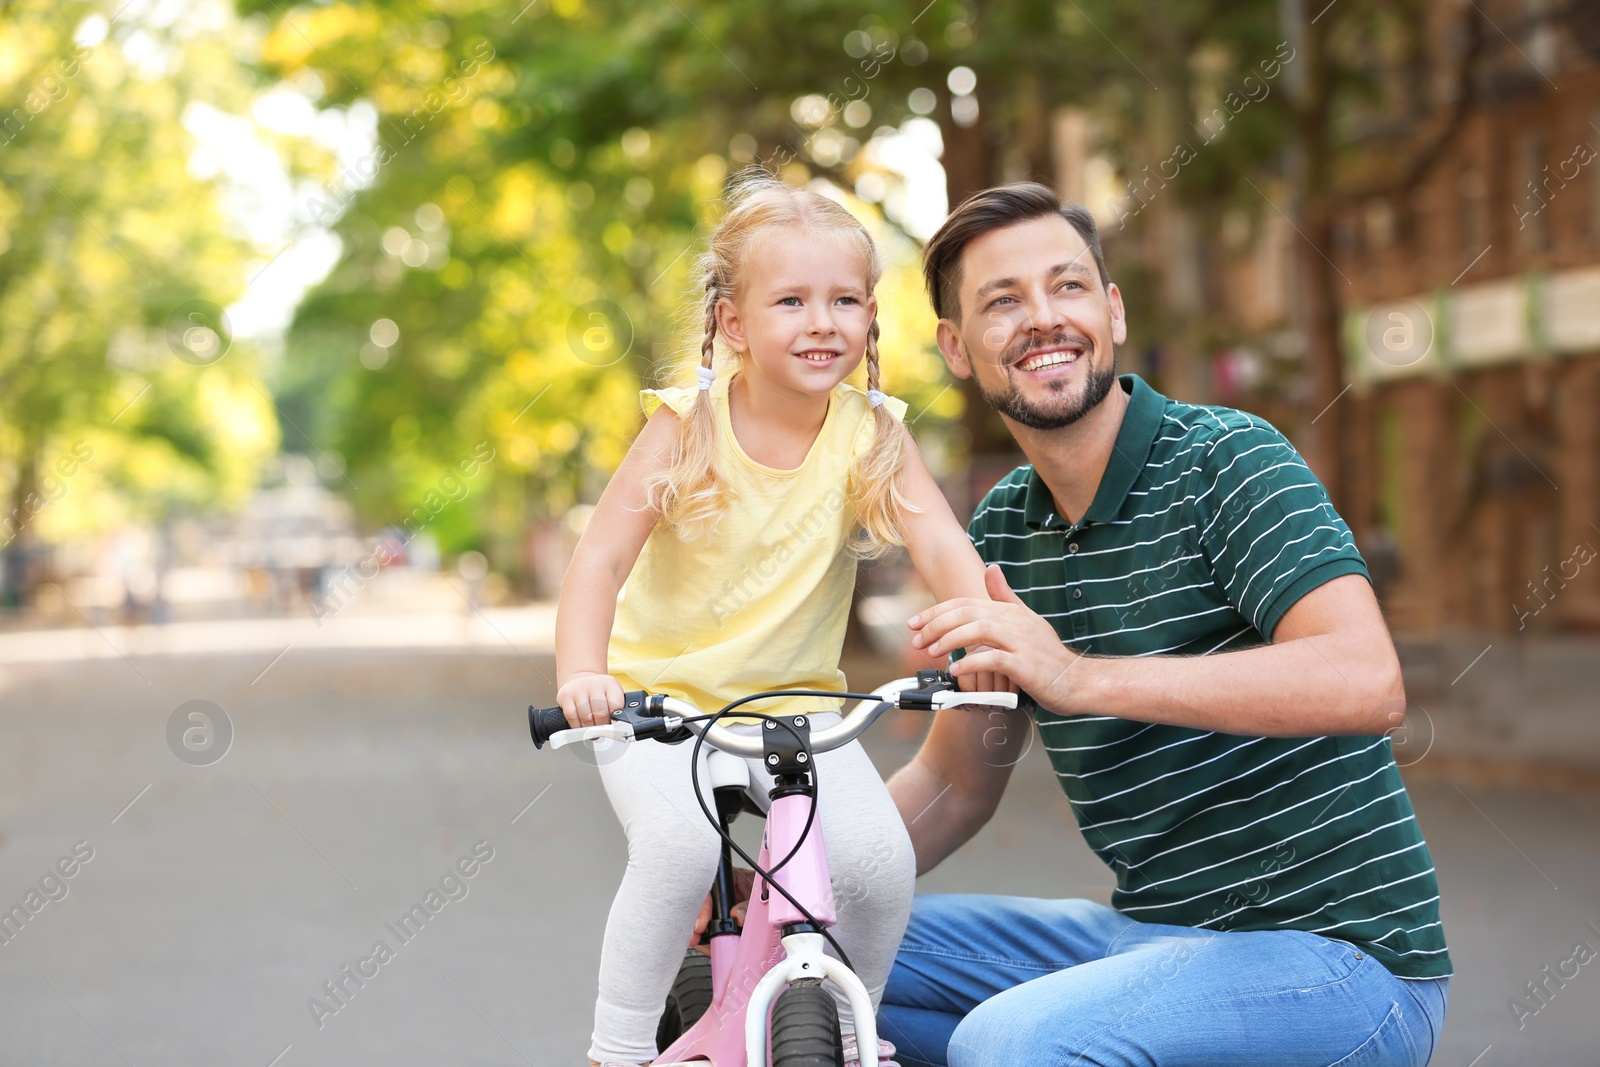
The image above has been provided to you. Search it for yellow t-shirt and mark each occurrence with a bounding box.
[608,374,908,721]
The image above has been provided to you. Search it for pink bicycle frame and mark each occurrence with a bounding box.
[655,781,879,1067]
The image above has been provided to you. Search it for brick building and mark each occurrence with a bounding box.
[1331,2,1600,635]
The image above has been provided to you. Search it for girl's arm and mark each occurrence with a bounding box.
[895,431,1013,696]
[555,407,677,727]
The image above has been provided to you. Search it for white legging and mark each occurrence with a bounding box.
[588,714,916,1065]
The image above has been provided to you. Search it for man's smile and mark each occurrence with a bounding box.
[1008,336,1093,379]
[1015,346,1082,374]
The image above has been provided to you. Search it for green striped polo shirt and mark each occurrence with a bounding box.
[965,373,1450,979]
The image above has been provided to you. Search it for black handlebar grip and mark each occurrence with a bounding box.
[529,705,572,749]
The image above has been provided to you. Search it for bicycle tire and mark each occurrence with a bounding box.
[655,950,714,1050]
[770,979,843,1067]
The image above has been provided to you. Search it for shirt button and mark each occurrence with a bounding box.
[1073,589,1083,600]
[1068,542,1079,554]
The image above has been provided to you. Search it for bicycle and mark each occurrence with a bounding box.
[529,670,1017,1067]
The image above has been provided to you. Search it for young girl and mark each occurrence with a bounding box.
[556,175,1001,1067]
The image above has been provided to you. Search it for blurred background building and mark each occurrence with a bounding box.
[1329,1,1600,635]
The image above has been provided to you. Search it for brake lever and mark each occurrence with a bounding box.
[548,706,687,751]
[895,668,958,710]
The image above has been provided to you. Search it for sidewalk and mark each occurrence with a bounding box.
[0,605,556,668]
[1395,635,1600,786]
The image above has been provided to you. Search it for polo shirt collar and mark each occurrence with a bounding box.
[1021,373,1165,529]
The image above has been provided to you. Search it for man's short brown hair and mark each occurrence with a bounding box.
[922,182,1110,322]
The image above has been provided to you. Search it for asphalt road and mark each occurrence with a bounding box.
[0,646,1595,1065]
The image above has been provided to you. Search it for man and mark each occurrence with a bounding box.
[880,183,1450,1066]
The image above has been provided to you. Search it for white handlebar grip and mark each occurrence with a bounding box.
[932,691,1019,710]
[549,723,634,749]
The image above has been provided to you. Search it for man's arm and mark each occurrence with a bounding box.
[887,701,1030,875]
[912,566,1405,738]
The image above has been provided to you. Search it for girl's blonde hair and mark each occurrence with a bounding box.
[643,172,913,558]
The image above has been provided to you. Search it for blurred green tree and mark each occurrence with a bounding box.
[0,0,279,606]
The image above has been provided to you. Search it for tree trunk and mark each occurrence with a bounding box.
[938,81,1018,460]
[2,447,40,609]
[1300,200,1347,507]
[938,83,998,209]
[1291,2,1347,508]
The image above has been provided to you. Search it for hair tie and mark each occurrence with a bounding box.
[697,365,716,391]
[866,389,889,409]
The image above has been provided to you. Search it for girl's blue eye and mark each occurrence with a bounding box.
[779,296,802,306]
[837,296,858,305]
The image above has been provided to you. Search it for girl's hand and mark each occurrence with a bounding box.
[956,646,1018,699]
[557,672,625,728]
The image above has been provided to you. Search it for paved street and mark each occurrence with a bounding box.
[0,629,1595,1065]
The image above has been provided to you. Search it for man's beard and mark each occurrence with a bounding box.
[973,334,1118,430]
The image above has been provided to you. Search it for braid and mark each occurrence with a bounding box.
[700,279,720,369]
[643,270,733,534]
[865,318,881,392]
[846,312,914,559]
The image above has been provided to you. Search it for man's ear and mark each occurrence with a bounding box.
[716,297,748,353]
[1107,282,1128,347]
[936,318,972,380]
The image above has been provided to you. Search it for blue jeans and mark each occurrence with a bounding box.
[879,895,1448,1067]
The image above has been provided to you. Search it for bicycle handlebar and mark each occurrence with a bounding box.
[528,673,1018,757]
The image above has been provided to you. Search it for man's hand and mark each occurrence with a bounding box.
[688,867,757,954]
[909,564,1078,712]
